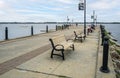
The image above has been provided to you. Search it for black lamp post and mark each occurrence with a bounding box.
[78,0,86,37]
[91,10,96,26]
[95,15,97,26]
[67,16,69,25]
[93,10,95,26]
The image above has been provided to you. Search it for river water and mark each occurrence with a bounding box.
[0,23,120,44]
[103,24,120,44]
[0,24,62,41]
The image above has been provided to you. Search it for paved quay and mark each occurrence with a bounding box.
[95,30,116,78]
[0,26,115,78]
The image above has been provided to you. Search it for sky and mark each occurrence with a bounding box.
[0,0,120,22]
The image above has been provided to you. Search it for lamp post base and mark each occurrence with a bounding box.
[100,66,110,73]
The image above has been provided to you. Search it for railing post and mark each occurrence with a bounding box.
[101,32,105,46]
[100,25,104,32]
[100,36,110,73]
[5,27,8,40]
[100,25,102,31]
[46,25,48,33]
[87,28,90,35]
[31,26,33,36]
[56,25,57,31]
[62,25,64,30]
[68,25,69,29]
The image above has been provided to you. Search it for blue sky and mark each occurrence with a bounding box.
[0,0,120,22]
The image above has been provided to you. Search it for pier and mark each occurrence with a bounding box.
[0,26,115,78]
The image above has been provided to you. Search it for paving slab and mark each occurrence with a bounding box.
[0,28,99,78]
[0,69,48,78]
[48,30,99,78]
[0,36,49,63]
[0,26,83,64]
[96,32,116,78]
[1,26,115,78]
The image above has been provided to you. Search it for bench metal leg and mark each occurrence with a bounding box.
[72,44,75,51]
[61,50,65,60]
[84,36,85,40]
[81,38,83,42]
[51,49,54,58]
[51,49,65,60]
[81,38,83,43]
[74,37,77,41]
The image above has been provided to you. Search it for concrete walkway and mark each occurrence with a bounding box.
[0,26,115,78]
[95,31,116,78]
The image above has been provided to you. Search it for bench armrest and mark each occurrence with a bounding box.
[55,44,64,49]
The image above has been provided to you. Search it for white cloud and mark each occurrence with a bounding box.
[0,0,7,8]
[0,0,120,22]
[29,0,37,1]
[88,0,120,10]
[55,0,73,4]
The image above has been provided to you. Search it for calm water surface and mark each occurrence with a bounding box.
[0,23,120,44]
[0,24,62,41]
[103,24,120,44]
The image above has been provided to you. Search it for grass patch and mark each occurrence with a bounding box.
[104,29,111,38]
[109,40,116,46]
[116,73,120,78]
[115,49,120,55]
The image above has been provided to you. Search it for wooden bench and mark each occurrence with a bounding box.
[49,35,74,60]
[74,31,85,42]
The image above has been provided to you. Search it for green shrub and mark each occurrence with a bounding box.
[109,40,116,46]
[116,73,120,78]
[115,49,120,55]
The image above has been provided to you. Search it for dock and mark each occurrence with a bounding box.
[0,26,115,78]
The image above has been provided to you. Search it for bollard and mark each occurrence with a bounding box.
[101,27,104,34]
[68,25,69,29]
[56,25,57,31]
[62,25,64,30]
[101,32,105,46]
[5,27,8,40]
[100,25,105,32]
[100,25,103,33]
[100,25,102,30]
[63,25,65,29]
[100,36,110,73]
[63,24,66,29]
[101,28,105,32]
[46,25,48,33]
[87,28,90,35]
[31,26,33,36]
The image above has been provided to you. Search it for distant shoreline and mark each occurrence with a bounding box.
[0,22,120,24]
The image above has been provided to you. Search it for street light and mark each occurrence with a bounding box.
[72,19,74,26]
[91,10,95,26]
[78,0,84,10]
[67,16,69,25]
[66,16,70,29]
[91,10,97,27]
[78,0,86,37]
[95,15,97,26]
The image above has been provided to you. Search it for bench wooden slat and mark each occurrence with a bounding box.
[49,34,74,60]
[74,30,85,42]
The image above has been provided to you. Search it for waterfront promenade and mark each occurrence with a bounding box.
[0,26,115,78]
